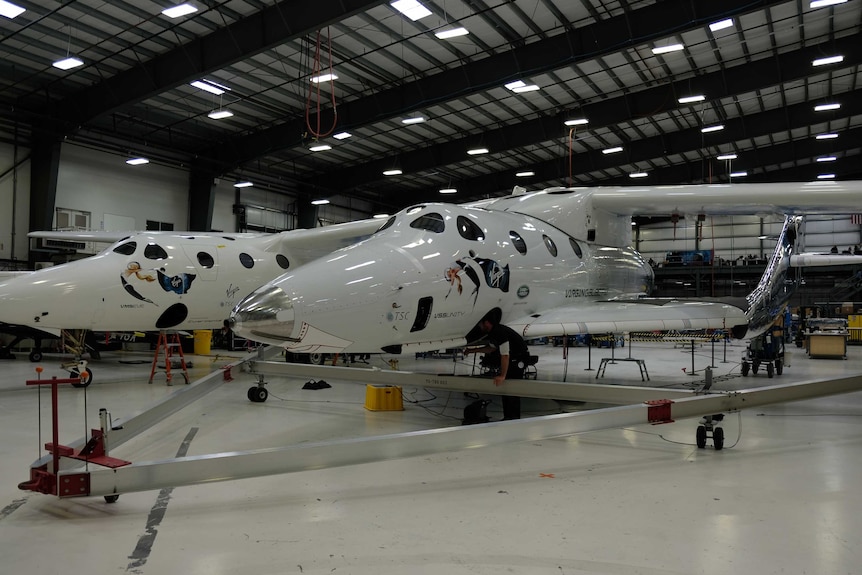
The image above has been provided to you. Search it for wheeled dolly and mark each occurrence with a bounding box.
[696,414,725,450]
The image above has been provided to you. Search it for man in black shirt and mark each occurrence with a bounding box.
[466,316,530,419]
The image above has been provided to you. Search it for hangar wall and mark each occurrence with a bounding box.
[0,141,30,263]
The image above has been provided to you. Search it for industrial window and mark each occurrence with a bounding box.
[112,241,137,255]
[276,254,290,269]
[456,216,485,241]
[569,237,583,258]
[144,243,168,260]
[239,253,254,268]
[543,234,558,257]
[410,212,445,233]
[197,252,215,269]
[509,231,527,254]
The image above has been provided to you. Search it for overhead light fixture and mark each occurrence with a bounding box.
[391,0,432,21]
[161,3,198,18]
[0,0,25,19]
[373,213,390,219]
[678,95,706,104]
[126,157,149,166]
[309,144,332,152]
[333,132,352,140]
[52,56,84,70]
[812,55,844,66]
[467,148,488,155]
[810,0,847,8]
[817,173,836,179]
[439,188,457,194]
[709,18,734,32]
[435,27,469,39]
[383,169,402,176]
[564,118,588,126]
[701,124,724,133]
[816,156,837,162]
[310,73,338,83]
[505,80,526,90]
[717,153,738,160]
[311,199,330,205]
[815,133,838,140]
[515,171,535,177]
[402,116,425,124]
[207,109,233,120]
[191,79,229,95]
[602,147,623,154]
[815,103,840,111]
[233,181,253,188]
[629,172,648,178]
[512,84,540,93]
[730,171,747,177]
[651,44,684,55]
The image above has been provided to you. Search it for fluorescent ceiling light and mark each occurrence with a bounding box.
[439,188,457,194]
[309,144,332,152]
[0,1,25,19]
[467,148,489,155]
[207,109,233,120]
[333,132,352,140]
[678,95,706,104]
[435,27,469,39]
[191,80,229,95]
[815,133,838,140]
[815,103,840,111]
[701,124,724,133]
[730,171,747,177]
[817,173,836,179]
[717,153,738,160]
[52,57,84,70]
[162,3,198,18]
[402,116,425,124]
[233,181,253,188]
[812,55,844,66]
[515,171,535,177]
[373,213,390,219]
[311,73,338,83]
[391,0,432,21]
[709,18,733,32]
[311,199,330,205]
[629,172,648,178]
[512,85,540,93]
[602,147,623,154]
[810,0,847,8]
[383,169,402,176]
[564,118,588,126]
[126,157,149,166]
[816,156,837,162]
[651,44,684,55]
[505,80,526,91]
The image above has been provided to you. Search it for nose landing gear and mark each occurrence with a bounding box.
[696,414,725,450]
[247,374,269,402]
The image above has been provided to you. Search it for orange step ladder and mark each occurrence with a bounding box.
[149,331,190,385]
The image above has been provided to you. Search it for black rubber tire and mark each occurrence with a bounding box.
[249,387,268,403]
[308,353,327,365]
[775,359,783,375]
[104,494,119,503]
[696,425,707,449]
[28,350,43,362]
[71,368,93,388]
[713,427,725,450]
[741,362,750,377]
[767,362,774,378]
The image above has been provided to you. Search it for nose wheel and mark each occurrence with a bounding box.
[247,374,269,403]
[695,414,725,450]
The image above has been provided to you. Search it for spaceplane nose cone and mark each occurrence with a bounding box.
[229,284,296,345]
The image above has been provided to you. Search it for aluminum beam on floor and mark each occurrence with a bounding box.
[61,373,862,500]
[245,360,696,404]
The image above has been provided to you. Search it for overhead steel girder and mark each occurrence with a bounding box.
[316,35,861,191]
[33,0,384,129]
[198,0,788,172]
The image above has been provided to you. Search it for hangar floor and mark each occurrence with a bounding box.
[1,337,861,575]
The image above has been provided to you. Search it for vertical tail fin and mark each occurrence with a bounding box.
[744,216,800,338]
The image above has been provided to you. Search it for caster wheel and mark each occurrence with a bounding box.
[766,363,774,378]
[71,368,93,388]
[696,425,707,449]
[29,350,43,362]
[741,362,750,376]
[104,494,119,504]
[775,359,783,375]
[713,427,725,450]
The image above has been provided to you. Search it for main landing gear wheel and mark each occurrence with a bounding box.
[247,386,268,403]
[28,350,43,362]
[104,494,119,504]
[70,367,93,388]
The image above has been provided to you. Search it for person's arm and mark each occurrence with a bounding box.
[494,354,510,386]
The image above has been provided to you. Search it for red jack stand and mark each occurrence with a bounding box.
[149,331,190,385]
[18,368,131,500]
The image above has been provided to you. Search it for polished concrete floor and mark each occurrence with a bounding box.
[1,336,861,575]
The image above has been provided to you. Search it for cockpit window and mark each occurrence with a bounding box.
[509,231,527,255]
[376,216,396,233]
[569,237,583,258]
[457,216,485,241]
[113,241,136,255]
[542,234,558,257]
[144,243,168,260]
[410,212,445,233]
[197,251,215,269]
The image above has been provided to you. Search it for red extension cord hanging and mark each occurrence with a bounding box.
[305,27,338,139]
